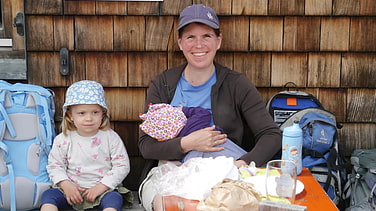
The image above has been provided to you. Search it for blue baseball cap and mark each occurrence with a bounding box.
[177,4,219,31]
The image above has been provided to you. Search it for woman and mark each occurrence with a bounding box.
[138,4,281,210]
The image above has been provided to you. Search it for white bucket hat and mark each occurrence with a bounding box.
[63,80,107,115]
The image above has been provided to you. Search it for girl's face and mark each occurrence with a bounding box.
[69,104,104,137]
[178,23,222,70]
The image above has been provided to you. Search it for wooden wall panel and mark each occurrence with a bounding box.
[161,0,192,15]
[284,17,321,51]
[195,0,232,15]
[268,0,305,15]
[26,16,54,51]
[339,123,376,156]
[145,16,174,51]
[64,0,95,15]
[215,52,234,70]
[258,87,285,105]
[24,0,62,15]
[341,53,376,88]
[234,53,271,87]
[85,52,128,87]
[105,88,146,121]
[220,16,249,51]
[29,52,86,87]
[320,17,350,51]
[349,17,376,51]
[10,0,24,50]
[28,52,61,86]
[128,52,167,87]
[114,16,145,51]
[114,122,140,157]
[167,51,186,69]
[232,0,268,15]
[346,88,376,122]
[2,0,12,38]
[127,2,160,15]
[359,0,376,15]
[75,16,113,51]
[308,53,341,87]
[167,17,180,52]
[333,0,360,15]
[271,53,307,87]
[317,88,347,122]
[250,17,283,51]
[305,0,332,15]
[54,16,74,51]
[67,52,86,85]
[95,1,127,15]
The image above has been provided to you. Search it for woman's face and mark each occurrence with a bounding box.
[178,23,222,70]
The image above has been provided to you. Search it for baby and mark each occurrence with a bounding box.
[139,103,246,163]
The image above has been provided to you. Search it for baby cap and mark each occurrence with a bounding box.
[139,103,187,141]
[63,80,108,115]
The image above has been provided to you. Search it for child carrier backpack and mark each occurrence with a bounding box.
[0,80,56,211]
[267,82,347,205]
[343,148,376,211]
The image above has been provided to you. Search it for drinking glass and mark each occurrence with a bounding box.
[265,160,297,204]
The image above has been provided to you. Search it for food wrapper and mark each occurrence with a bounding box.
[197,178,262,211]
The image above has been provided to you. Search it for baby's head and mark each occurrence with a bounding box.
[139,103,187,141]
[62,80,110,135]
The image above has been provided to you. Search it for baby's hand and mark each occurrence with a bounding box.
[234,159,248,168]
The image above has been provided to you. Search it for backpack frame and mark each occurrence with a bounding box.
[0,80,56,211]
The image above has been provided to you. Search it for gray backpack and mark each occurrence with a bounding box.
[343,148,376,211]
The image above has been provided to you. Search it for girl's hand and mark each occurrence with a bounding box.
[81,183,109,202]
[58,180,85,205]
[181,125,227,153]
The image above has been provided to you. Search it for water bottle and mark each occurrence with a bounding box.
[282,120,303,175]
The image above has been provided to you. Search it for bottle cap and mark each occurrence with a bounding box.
[283,122,302,136]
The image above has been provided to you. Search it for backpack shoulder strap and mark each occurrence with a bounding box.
[0,91,16,138]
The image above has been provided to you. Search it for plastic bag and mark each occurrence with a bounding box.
[150,156,238,200]
[196,178,262,211]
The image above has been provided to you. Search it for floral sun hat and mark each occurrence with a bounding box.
[139,103,187,141]
[63,80,108,115]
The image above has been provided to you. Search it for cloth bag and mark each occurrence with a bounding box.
[196,178,262,211]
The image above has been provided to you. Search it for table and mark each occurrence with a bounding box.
[163,168,338,211]
[294,168,338,210]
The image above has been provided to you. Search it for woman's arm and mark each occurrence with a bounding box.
[236,76,282,166]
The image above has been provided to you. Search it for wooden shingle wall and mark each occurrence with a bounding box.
[24,0,376,190]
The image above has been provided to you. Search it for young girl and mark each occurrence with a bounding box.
[40,80,130,211]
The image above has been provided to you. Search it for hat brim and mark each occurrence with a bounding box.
[177,19,219,31]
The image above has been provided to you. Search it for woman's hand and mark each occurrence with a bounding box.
[81,183,109,202]
[58,180,85,205]
[180,125,227,153]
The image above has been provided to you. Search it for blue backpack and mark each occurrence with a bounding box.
[0,80,56,211]
[266,82,324,127]
[280,108,347,205]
